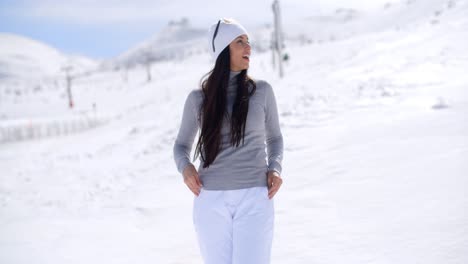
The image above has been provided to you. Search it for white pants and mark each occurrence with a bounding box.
[193,186,275,264]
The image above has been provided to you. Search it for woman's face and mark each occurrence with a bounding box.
[229,34,251,71]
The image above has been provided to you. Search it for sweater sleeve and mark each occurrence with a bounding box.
[263,81,284,175]
[173,91,199,175]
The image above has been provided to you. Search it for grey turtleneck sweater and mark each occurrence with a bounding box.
[173,71,283,190]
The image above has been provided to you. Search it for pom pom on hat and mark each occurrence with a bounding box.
[208,18,249,60]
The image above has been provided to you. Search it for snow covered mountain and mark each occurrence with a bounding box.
[0,33,97,80]
[287,0,466,44]
[106,18,207,69]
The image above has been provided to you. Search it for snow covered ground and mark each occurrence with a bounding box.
[1,1,467,263]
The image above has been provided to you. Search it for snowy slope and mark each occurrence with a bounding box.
[0,33,97,80]
[287,0,466,44]
[1,0,468,263]
[106,18,207,69]
[0,33,98,121]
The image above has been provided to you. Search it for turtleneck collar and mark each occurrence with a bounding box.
[229,70,241,80]
[227,70,241,92]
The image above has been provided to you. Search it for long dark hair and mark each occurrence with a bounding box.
[194,46,256,168]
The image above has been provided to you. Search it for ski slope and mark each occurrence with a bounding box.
[1,0,467,263]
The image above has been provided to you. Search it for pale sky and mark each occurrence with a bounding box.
[0,0,401,58]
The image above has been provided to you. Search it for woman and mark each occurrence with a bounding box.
[173,18,284,264]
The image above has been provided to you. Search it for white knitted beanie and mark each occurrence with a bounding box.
[208,18,249,61]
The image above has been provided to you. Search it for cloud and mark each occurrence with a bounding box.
[2,0,170,25]
[1,0,399,26]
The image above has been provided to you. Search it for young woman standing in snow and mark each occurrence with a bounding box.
[173,18,284,264]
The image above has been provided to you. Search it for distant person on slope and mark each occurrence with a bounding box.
[173,18,284,264]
